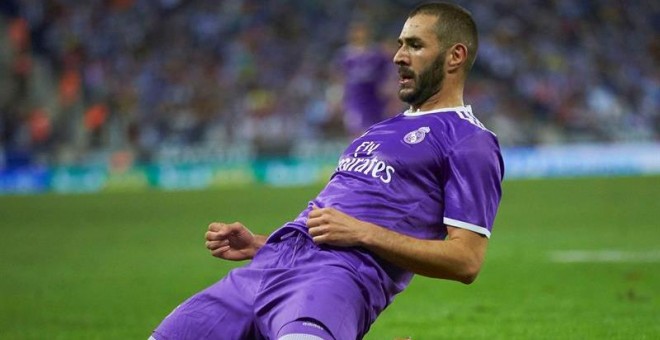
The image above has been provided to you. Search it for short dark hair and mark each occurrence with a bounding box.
[409,2,478,70]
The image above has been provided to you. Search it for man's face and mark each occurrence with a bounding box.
[394,14,447,107]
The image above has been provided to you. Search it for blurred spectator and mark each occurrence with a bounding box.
[335,20,395,137]
[0,0,658,168]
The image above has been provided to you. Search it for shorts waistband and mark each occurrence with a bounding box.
[266,224,310,243]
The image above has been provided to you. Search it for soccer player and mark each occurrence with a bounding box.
[336,20,393,137]
[151,2,504,339]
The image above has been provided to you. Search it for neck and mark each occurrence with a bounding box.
[411,78,465,112]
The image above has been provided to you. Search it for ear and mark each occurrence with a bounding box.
[446,43,468,73]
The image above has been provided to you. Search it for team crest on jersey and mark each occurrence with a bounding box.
[404,127,430,144]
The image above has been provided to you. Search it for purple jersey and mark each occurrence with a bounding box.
[339,46,392,134]
[278,105,504,295]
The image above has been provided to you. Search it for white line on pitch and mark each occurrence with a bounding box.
[549,250,660,263]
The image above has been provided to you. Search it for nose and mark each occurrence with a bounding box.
[393,46,409,66]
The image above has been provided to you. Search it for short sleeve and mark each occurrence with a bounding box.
[443,132,504,238]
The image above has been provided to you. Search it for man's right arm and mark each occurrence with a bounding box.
[306,206,488,284]
[205,222,267,261]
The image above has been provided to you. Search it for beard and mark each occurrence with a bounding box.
[397,53,445,107]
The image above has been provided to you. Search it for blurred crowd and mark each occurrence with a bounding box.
[0,0,658,168]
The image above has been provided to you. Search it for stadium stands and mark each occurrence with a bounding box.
[1,0,658,169]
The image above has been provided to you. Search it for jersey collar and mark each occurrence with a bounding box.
[403,105,472,116]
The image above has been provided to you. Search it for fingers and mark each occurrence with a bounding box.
[307,223,325,237]
[307,205,325,219]
[205,239,228,251]
[210,245,232,258]
[306,207,363,247]
[205,230,227,241]
[306,207,332,244]
[308,207,342,220]
[208,221,244,232]
[307,224,327,245]
[206,222,244,241]
[208,222,226,232]
[307,209,330,244]
[307,207,332,227]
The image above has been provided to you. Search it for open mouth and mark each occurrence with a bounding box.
[398,68,415,86]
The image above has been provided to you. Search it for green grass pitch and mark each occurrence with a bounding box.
[1,176,659,339]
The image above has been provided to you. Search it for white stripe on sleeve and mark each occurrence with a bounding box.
[444,217,491,238]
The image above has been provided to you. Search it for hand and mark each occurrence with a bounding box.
[305,205,375,247]
[205,222,259,261]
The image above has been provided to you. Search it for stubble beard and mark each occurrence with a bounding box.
[398,54,445,108]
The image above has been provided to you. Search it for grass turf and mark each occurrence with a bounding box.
[0,176,658,339]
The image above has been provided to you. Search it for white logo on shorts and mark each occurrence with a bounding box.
[404,127,430,144]
[302,321,324,330]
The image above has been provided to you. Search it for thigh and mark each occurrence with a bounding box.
[257,253,371,340]
[152,267,263,340]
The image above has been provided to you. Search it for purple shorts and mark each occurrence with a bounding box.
[152,228,393,339]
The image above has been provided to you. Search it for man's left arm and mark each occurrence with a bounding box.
[306,207,487,284]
